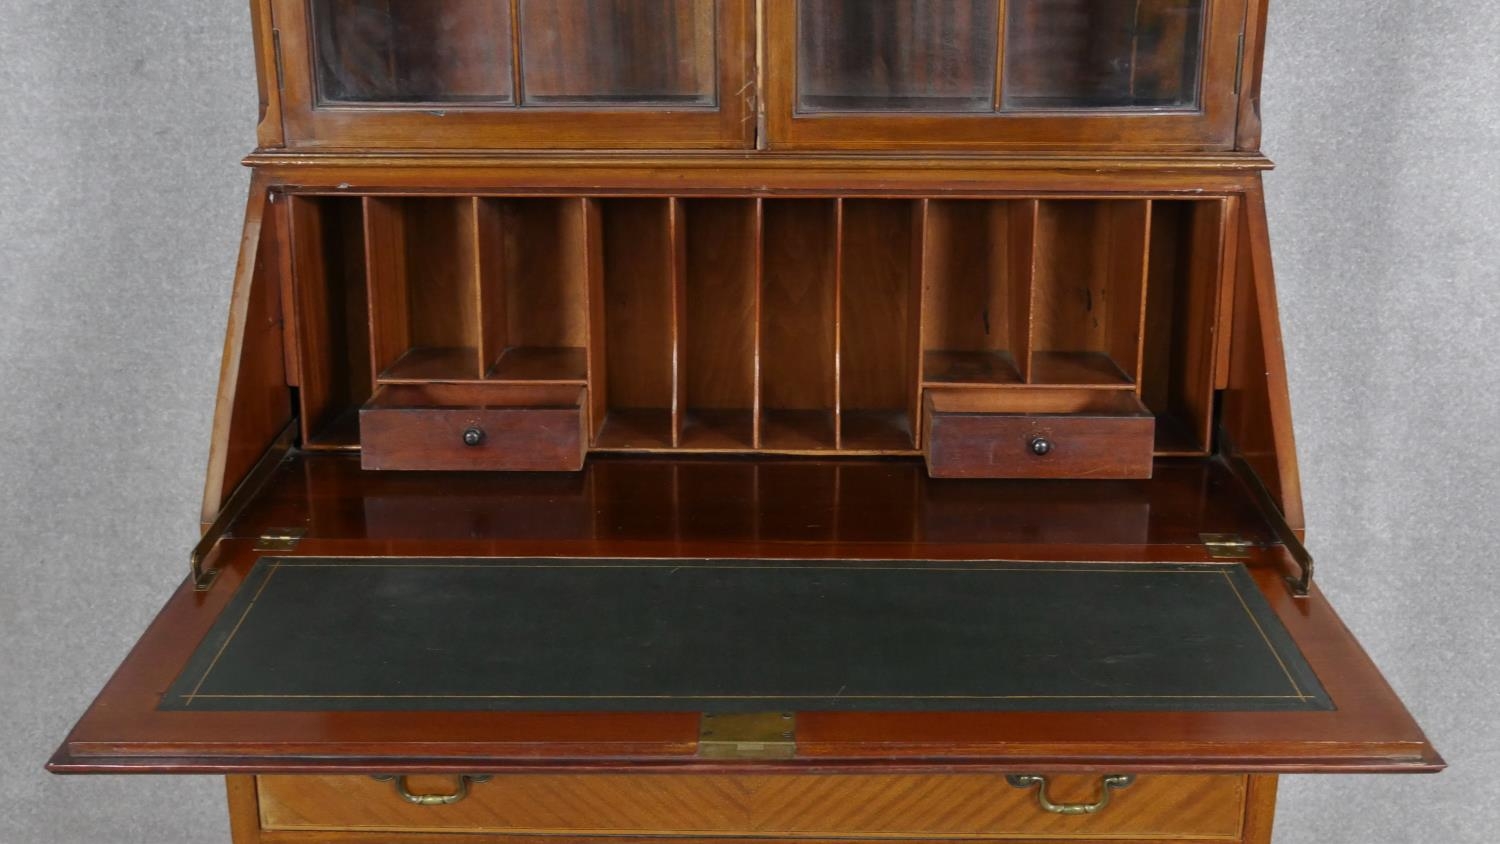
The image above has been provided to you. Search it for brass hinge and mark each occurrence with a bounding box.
[1201,533,1253,560]
[254,527,306,552]
[1234,31,1246,95]
[698,712,796,760]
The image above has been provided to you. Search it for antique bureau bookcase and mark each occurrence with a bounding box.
[52,2,1442,843]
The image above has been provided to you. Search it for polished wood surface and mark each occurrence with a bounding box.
[258,773,1247,839]
[360,384,586,472]
[764,0,1250,151]
[51,455,1438,775]
[1221,184,1305,535]
[269,0,756,150]
[55,4,1442,843]
[281,187,1234,470]
[924,390,1155,479]
[201,175,294,525]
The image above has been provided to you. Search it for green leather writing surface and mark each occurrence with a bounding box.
[162,558,1331,712]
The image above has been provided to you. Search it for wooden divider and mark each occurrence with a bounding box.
[287,192,1224,462]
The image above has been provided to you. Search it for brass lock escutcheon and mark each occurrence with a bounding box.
[372,774,492,806]
[1005,774,1136,815]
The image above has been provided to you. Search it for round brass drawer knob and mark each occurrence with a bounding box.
[462,427,486,447]
[1029,436,1053,456]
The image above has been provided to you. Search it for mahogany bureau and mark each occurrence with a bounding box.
[52,2,1441,843]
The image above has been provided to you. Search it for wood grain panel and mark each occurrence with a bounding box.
[495,198,592,355]
[259,773,1246,839]
[1221,182,1304,534]
[601,199,674,411]
[839,199,918,451]
[1031,200,1150,385]
[924,389,1156,480]
[201,178,293,525]
[1142,200,1226,455]
[761,200,838,412]
[360,384,586,472]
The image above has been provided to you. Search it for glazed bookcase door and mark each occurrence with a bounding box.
[272,0,755,149]
[767,0,1248,150]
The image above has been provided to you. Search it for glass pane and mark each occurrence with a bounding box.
[797,0,1000,113]
[1003,0,1205,111]
[311,0,514,105]
[518,0,717,107]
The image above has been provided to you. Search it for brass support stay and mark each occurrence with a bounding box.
[191,422,299,590]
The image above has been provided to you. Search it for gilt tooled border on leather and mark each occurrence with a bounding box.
[161,558,1333,713]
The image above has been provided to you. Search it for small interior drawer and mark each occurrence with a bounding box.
[923,388,1156,479]
[257,773,1247,839]
[360,384,586,472]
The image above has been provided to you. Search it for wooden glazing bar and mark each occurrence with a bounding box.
[507,0,525,106]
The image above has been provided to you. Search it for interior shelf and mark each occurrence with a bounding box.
[840,410,916,452]
[679,409,757,451]
[288,191,1229,463]
[1028,351,1135,388]
[594,409,675,451]
[922,350,1023,387]
[487,346,589,383]
[760,409,839,452]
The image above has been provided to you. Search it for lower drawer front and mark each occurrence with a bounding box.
[258,773,1246,839]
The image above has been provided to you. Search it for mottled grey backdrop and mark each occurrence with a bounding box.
[1,2,1495,842]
